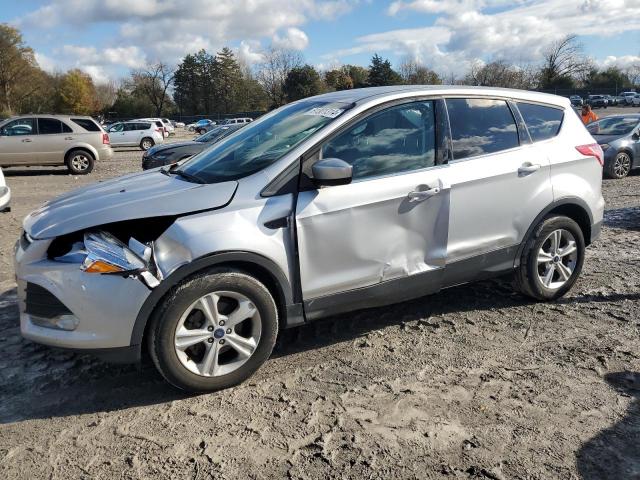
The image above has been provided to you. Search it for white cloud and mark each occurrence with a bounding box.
[599,55,640,69]
[272,28,310,50]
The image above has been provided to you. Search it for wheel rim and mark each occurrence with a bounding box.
[71,154,90,171]
[173,291,261,377]
[536,229,578,290]
[142,140,152,150]
[614,153,631,178]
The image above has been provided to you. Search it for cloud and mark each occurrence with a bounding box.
[272,28,310,50]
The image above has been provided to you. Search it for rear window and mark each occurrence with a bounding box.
[446,98,519,160]
[71,118,101,132]
[517,102,564,142]
[38,118,66,134]
[139,122,152,130]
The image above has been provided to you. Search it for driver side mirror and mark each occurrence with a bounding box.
[633,131,639,141]
[312,158,353,187]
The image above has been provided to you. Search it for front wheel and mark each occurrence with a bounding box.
[66,149,94,175]
[514,216,585,301]
[140,137,154,151]
[148,270,278,392]
[605,151,632,179]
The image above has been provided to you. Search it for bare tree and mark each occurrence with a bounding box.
[255,47,303,107]
[624,63,640,87]
[539,34,590,88]
[398,56,441,85]
[465,60,535,89]
[132,62,175,117]
[94,80,118,113]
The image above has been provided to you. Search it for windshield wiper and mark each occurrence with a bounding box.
[160,166,205,184]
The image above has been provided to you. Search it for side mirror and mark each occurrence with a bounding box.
[312,158,353,187]
[633,132,640,141]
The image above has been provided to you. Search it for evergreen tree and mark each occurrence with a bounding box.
[283,65,323,101]
[367,54,402,87]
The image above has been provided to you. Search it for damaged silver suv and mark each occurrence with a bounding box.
[15,86,605,392]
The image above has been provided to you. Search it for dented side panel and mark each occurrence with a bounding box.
[296,168,450,300]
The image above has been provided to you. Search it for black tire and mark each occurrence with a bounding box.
[66,149,94,175]
[140,137,154,151]
[196,128,205,135]
[514,215,585,301]
[604,151,632,179]
[148,269,278,392]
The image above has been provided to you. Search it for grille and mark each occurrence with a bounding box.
[25,283,72,319]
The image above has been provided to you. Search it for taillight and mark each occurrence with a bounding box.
[155,128,162,133]
[102,133,109,145]
[576,143,604,167]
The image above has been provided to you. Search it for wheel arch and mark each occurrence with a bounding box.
[64,145,97,163]
[130,251,294,347]
[516,198,595,266]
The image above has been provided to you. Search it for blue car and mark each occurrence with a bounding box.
[190,119,215,134]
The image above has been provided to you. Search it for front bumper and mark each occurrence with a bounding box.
[15,235,151,356]
[0,185,10,212]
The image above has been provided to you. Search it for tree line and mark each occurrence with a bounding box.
[1,23,638,119]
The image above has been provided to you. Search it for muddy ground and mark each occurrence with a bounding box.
[0,118,639,479]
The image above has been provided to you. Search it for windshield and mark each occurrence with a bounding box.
[588,117,639,136]
[179,100,352,183]
[195,125,240,143]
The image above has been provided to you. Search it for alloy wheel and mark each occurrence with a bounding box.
[71,154,90,171]
[173,291,261,377]
[142,140,153,150]
[536,229,578,290]
[614,152,631,178]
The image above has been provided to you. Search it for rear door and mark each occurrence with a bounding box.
[0,118,38,165]
[33,117,73,164]
[296,100,450,317]
[442,97,553,283]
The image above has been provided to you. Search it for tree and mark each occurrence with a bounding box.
[539,35,590,89]
[584,67,632,90]
[94,81,118,114]
[465,60,534,89]
[256,47,303,108]
[56,69,97,114]
[367,54,402,87]
[324,69,353,90]
[343,65,369,88]
[132,62,174,117]
[399,57,441,85]
[284,65,323,101]
[212,47,243,113]
[0,24,45,115]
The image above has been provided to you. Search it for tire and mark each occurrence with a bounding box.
[196,128,205,135]
[66,149,94,175]
[605,151,632,179]
[514,215,585,301]
[140,137,154,151]
[148,269,278,392]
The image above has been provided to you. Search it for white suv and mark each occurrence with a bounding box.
[107,121,164,150]
[16,86,604,392]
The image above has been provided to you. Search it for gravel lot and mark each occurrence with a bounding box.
[1,109,639,479]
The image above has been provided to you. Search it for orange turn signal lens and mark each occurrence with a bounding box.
[83,260,124,274]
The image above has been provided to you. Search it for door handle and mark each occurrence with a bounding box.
[64,136,73,140]
[518,163,541,175]
[21,138,32,143]
[408,186,440,202]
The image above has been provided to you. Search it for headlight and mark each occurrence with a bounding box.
[600,144,610,151]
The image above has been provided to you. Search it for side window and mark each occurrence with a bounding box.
[321,101,436,181]
[61,122,73,133]
[516,102,564,142]
[446,98,519,160]
[1,118,35,136]
[109,123,124,133]
[124,123,137,131]
[38,118,64,135]
[71,118,101,132]
[141,123,152,130]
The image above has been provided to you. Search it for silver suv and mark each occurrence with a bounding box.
[15,86,604,392]
[0,115,112,174]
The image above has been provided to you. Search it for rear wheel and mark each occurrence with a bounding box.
[66,149,94,175]
[605,151,632,179]
[140,137,154,151]
[514,216,585,301]
[148,269,278,392]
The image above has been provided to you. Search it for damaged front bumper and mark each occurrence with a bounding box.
[15,231,160,354]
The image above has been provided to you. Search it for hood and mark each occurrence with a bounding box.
[592,134,623,145]
[147,140,202,155]
[24,170,238,239]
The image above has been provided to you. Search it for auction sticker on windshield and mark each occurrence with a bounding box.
[304,107,344,118]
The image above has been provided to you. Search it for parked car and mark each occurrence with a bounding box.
[586,95,607,108]
[142,124,243,170]
[136,118,170,138]
[107,121,164,150]
[587,114,640,179]
[633,94,640,106]
[175,122,186,128]
[0,115,112,174]
[0,167,10,212]
[221,117,253,125]
[161,118,175,135]
[192,119,215,134]
[15,86,604,392]
[570,95,583,107]
[620,92,637,105]
[603,95,618,106]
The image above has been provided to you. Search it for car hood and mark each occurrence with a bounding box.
[24,170,238,239]
[147,141,202,155]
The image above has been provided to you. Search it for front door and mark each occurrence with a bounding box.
[295,100,450,318]
[108,123,126,146]
[0,118,38,165]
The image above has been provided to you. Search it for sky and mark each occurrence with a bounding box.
[4,0,640,84]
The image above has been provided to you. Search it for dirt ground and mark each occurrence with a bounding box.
[1,114,639,480]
